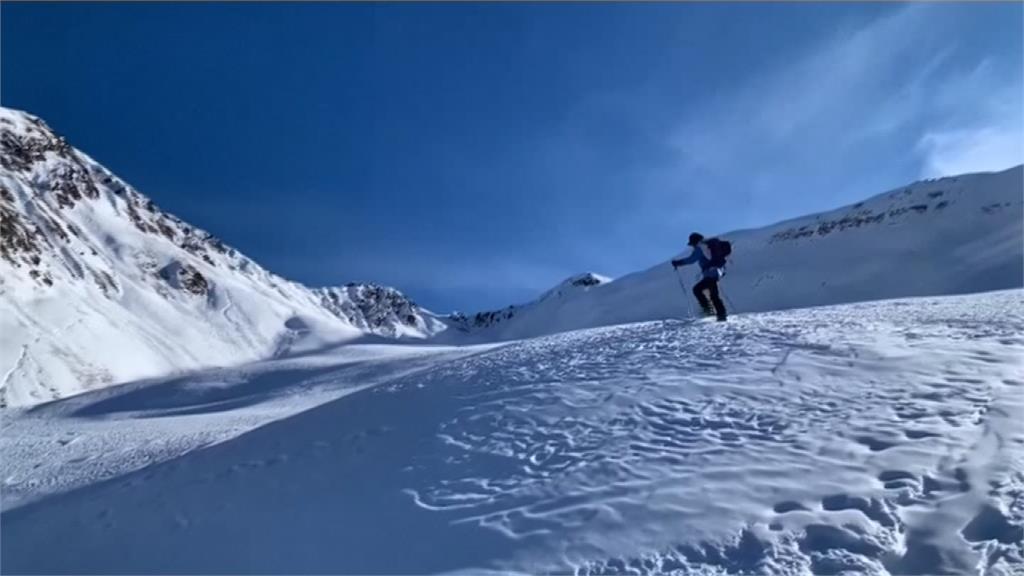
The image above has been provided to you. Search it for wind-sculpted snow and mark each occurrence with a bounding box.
[3,290,1023,574]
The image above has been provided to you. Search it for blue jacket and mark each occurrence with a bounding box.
[672,246,723,279]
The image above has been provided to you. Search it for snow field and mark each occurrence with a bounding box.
[2,290,1022,574]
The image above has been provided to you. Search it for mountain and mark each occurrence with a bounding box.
[2,108,1023,574]
[0,107,446,407]
[2,105,1021,406]
[452,165,1023,341]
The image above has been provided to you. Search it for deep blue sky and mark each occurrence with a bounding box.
[3,2,1021,312]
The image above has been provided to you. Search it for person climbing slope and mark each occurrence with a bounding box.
[671,232,731,321]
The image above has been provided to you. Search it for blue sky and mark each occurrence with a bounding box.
[3,2,1021,312]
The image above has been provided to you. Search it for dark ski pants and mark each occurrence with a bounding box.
[693,277,727,320]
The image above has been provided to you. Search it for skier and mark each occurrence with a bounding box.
[671,232,730,321]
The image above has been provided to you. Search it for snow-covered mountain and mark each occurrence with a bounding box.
[2,105,1021,405]
[2,107,1023,574]
[453,165,1023,341]
[0,107,446,406]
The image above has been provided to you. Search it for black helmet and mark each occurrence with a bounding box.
[687,232,704,246]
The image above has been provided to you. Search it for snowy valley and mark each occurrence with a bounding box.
[1,106,1023,574]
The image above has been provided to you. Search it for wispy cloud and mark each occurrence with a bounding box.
[463,3,1023,300]
[321,4,1022,312]
[665,4,1022,225]
[916,60,1023,178]
[436,4,1022,309]
[918,126,1023,178]
[670,7,933,158]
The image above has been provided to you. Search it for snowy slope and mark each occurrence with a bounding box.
[3,290,1022,574]
[450,166,1023,341]
[0,107,446,406]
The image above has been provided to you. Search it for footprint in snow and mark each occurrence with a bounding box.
[854,435,899,452]
[772,500,810,514]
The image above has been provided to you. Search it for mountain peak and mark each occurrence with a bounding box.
[539,272,611,302]
[0,106,445,406]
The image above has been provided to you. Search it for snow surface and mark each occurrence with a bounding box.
[3,290,1023,574]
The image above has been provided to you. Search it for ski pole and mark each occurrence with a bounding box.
[719,282,738,315]
[674,266,694,318]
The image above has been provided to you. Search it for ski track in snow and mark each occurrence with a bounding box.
[2,291,1024,575]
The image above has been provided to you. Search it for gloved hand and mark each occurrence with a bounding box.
[671,259,682,268]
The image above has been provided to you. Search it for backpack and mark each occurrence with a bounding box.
[705,237,732,268]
